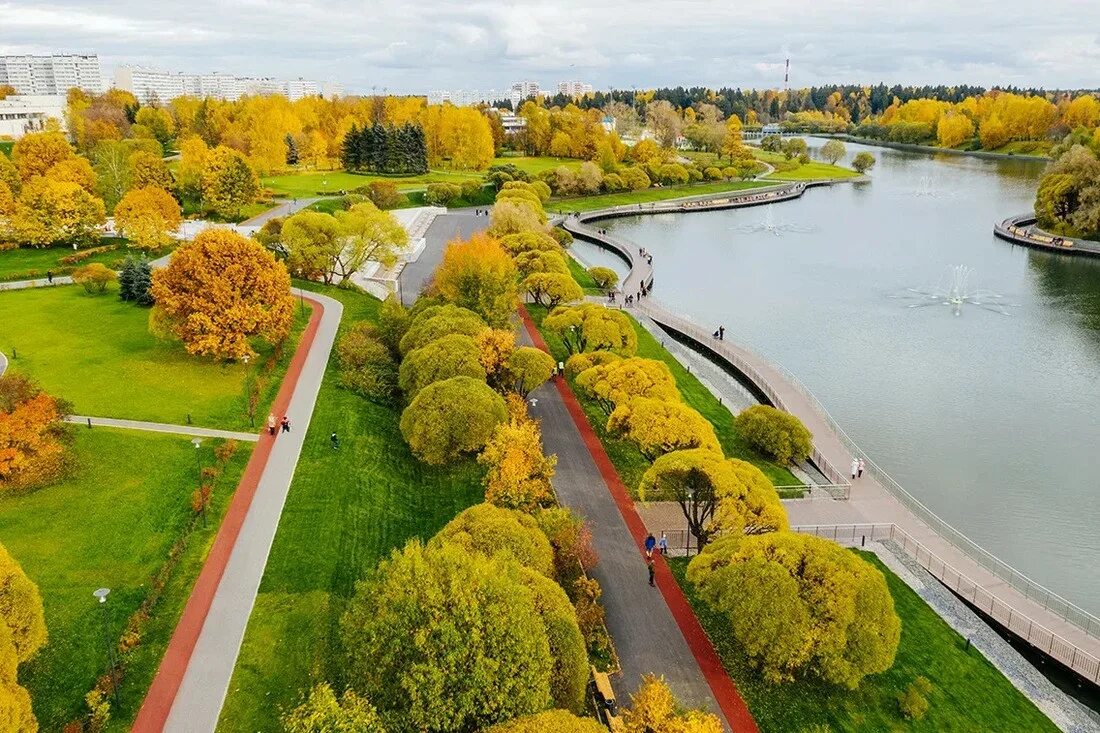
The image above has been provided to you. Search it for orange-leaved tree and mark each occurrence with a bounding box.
[433,233,518,328]
[151,228,294,360]
[0,373,72,492]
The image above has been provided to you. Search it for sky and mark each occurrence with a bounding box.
[2,0,1099,94]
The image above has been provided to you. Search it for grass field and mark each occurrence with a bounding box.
[670,553,1059,732]
[0,239,173,283]
[262,168,481,198]
[550,181,770,213]
[0,428,250,730]
[527,304,799,494]
[216,284,484,732]
[565,253,602,294]
[0,140,13,157]
[0,284,306,429]
[766,161,861,180]
[492,155,582,175]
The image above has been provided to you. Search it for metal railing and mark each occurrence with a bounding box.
[571,190,1100,647]
[792,524,1100,685]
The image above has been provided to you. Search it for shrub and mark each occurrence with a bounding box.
[486,710,605,733]
[733,404,812,465]
[549,227,573,248]
[687,532,900,687]
[898,677,932,720]
[71,262,117,294]
[537,507,598,589]
[530,180,552,202]
[366,180,404,209]
[602,172,626,192]
[399,376,507,464]
[703,166,724,181]
[337,322,399,405]
[424,182,461,206]
[431,502,555,577]
[586,266,618,289]
[398,333,485,398]
[620,166,651,191]
[376,295,410,356]
[282,683,385,732]
[622,675,723,733]
[516,567,589,713]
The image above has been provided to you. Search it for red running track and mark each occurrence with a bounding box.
[519,305,759,732]
[132,297,324,732]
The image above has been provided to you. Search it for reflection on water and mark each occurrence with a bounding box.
[586,139,1100,614]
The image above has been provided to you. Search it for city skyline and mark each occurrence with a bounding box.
[2,0,1099,95]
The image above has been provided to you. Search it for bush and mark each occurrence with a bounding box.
[398,333,485,398]
[282,683,385,732]
[733,404,812,465]
[366,180,404,209]
[703,166,724,181]
[898,677,932,720]
[461,180,485,202]
[486,710,605,733]
[620,166,651,191]
[586,266,619,289]
[536,507,597,589]
[431,503,555,577]
[71,262,117,294]
[399,376,507,464]
[602,172,626,192]
[337,322,399,405]
[549,227,573,248]
[517,567,589,713]
[424,182,462,206]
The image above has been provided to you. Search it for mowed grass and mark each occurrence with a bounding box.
[0,284,306,429]
[262,168,481,198]
[527,305,798,494]
[491,155,582,175]
[670,553,1059,732]
[0,239,172,283]
[0,428,250,730]
[766,160,860,180]
[549,181,769,213]
[565,253,603,294]
[216,284,483,732]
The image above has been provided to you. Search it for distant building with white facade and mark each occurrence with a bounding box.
[499,113,527,135]
[0,54,103,95]
[0,95,67,139]
[426,89,500,106]
[509,80,541,108]
[114,66,335,104]
[557,80,593,97]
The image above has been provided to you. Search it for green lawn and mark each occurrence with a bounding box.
[765,161,860,180]
[0,428,251,730]
[670,553,1059,732]
[216,284,484,732]
[526,305,798,495]
[0,284,306,429]
[549,181,770,213]
[565,253,602,294]
[262,168,482,198]
[0,239,172,283]
[0,140,13,157]
[492,155,582,175]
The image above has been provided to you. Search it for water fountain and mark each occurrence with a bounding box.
[915,176,935,197]
[894,265,1016,316]
[732,206,814,236]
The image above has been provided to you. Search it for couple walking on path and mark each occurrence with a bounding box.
[850,457,865,479]
[266,414,292,436]
[644,532,670,587]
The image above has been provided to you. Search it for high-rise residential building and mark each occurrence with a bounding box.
[114,66,336,104]
[426,89,499,106]
[509,80,541,108]
[0,54,103,95]
[557,80,593,97]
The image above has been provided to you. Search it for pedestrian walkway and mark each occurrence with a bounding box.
[64,416,258,443]
[398,211,485,305]
[133,289,342,733]
[518,311,756,733]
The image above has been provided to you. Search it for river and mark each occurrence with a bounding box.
[578,139,1100,616]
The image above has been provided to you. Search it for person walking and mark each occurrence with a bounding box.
[267,413,277,436]
[658,532,669,556]
[718,326,725,340]
[857,458,865,478]
[331,432,340,450]
[46,270,53,285]
[851,457,859,480]
[281,416,291,433]
[647,557,656,587]
[644,533,656,558]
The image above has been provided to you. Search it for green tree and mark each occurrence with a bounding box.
[282,683,386,732]
[337,322,399,405]
[341,541,554,731]
[281,210,344,284]
[332,203,407,284]
[377,296,411,356]
[1034,145,1100,238]
[543,303,637,356]
[687,532,900,688]
[398,305,487,355]
[398,333,486,397]
[201,145,260,218]
[733,404,812,465]
[820,139,846,164]
[852,151,876,174]
[499,231,561,256]
[118,255,154,306]
[485,710,605,733]
[430,503,555,577]
[506,347,556,397]
[399,376,507,464]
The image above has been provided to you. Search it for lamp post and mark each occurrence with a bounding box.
[191,438,206,527]
[685,487,693,556]
[93,588,119,704]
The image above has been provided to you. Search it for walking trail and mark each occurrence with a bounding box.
[63,416,258,442]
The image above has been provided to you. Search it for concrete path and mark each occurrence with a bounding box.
[0,276,72,291]
[397,212,486,305]
[64,416,259,443]
[240,197,321,227]
[133,289,342,733]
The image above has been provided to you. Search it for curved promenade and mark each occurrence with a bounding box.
[994,213,1100,258]
[564,187,1100,687]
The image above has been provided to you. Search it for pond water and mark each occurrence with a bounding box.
[579,139,1100,615]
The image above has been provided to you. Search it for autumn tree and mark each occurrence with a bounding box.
[0,542,47,733]
[12,131,74,181]
[486,710,605,733]
[433,233,518,327]
[523,272,583,307]
[0,151,19,196]
[399,376,508,465]
[607,397,721,459]
[733,404,812,465]
[341,541,554,730]
[622,675,723,733]
[281,210,345,283]
[71,262,117,294]
[819,139,846,165]
[46,156,97,193]
[1035,144,1100,238]
[488,199,547,238]
[936,112,975,148]
[979,113,1010,150]
[282,683,386,733]
[499,231,561,256]
[851,151,876,174]
[430,503,554,576]
[129,150,175,192]
[716,460,789,536]
[113,186,181,249]
[687,532,900,688]
[479,412,557,512]
[331,203,407,283]
[475,328,515,388]
[506,347,555,397]
[10,177,106,247]
[201,145,260,218]
[398,305,487,355]
[564,350,621,378]
[151,228,294,360]
[543,303,637,356]
[398,333,486,397]
[586,266,619,290]
[575,357,680,415]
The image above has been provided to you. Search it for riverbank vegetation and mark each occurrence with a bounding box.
[1034,133,1100,241]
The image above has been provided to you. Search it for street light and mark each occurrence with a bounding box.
[93,588,119,704]
[685,487,694,556]
[191,438,206,527]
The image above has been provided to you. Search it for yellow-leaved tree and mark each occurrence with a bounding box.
[607,397,720,459]
[150,228,294,360]
[0,541,48,733]
[10,176,106,248]
[479,409,557,512]
[622,675,723,733]
[12,131,74,181]
[200,145,260,219]
[113,186,181,249]
[575,357,680,415]
[433,233,518,328]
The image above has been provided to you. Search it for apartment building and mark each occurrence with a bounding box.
[114,66,334,104]
[0,54,103,95]
[0,95,68,139]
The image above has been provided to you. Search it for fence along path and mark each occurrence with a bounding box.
[562,188,1100,685]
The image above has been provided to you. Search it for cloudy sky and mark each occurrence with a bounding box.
[2,0,1099,94]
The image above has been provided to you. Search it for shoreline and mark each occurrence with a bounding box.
[816,133,1050,162]
[994,213,1100,259]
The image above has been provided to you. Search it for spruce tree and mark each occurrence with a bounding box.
[341,124,360,170]
[132,259,154,306]
[370,123,387,173]
[285,133,299,165]
[118,256,137,301]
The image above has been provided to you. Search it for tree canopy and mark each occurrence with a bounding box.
[733,405,813,465]
[607,397,721,459]
[575,357,680,415]
[399,376,508,465]
[543,303,637,356]
[430,503,555,579]
[398,333,486,398]
[433,233,518,327]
